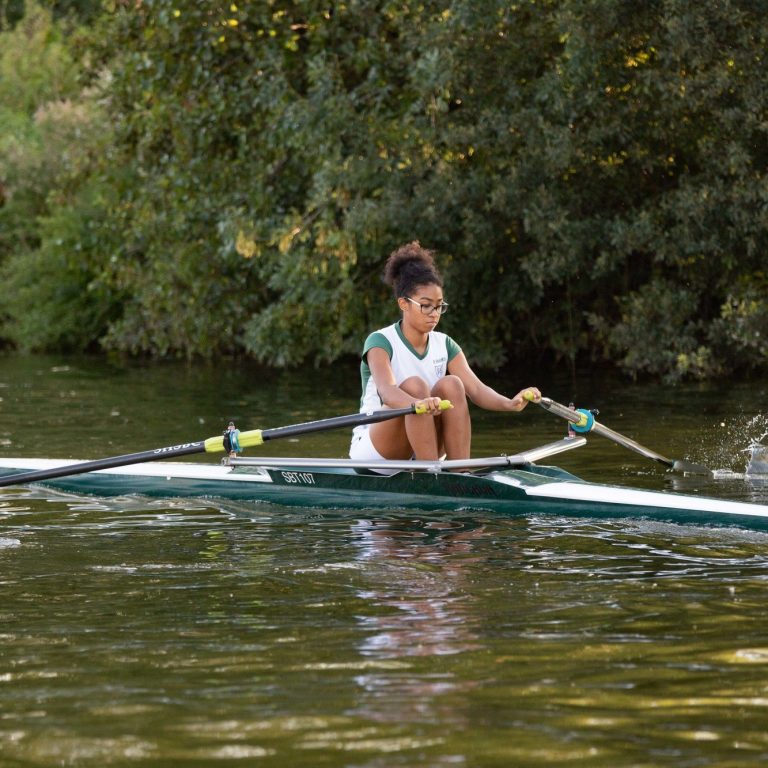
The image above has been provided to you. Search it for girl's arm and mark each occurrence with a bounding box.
[448,352,540,412]
[367,347,444,414]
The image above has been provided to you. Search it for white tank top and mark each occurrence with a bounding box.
[353,322,461,436]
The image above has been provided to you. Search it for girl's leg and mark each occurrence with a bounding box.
[370,377,440,460]
[432,375,470,459]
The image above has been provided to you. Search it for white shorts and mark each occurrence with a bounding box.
[349,426,387,462]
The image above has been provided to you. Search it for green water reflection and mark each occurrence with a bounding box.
[1,354,767,766]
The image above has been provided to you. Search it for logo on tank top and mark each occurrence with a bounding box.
[433,355,447,377]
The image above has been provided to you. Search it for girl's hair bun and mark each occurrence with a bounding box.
[383,242,442,298]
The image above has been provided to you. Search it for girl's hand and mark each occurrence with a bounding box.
[414,396,444,415]
[511,387,541,410]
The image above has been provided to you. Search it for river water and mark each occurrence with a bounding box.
[1,354,767,767]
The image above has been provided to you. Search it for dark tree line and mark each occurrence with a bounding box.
[1,0,766,381]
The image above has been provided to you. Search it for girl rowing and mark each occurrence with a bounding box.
[349,241,541,463]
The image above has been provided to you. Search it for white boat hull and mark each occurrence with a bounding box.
[1,456,767,530]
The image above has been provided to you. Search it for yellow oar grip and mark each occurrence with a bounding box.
[238,429,266,448]
[204,429,264,453]
[523,390,536,402]
[414,399,453,414]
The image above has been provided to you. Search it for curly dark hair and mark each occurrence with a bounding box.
[382,241,443,299]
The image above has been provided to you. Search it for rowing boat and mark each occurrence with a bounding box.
[2,436,767,530]
[1,396,765,529]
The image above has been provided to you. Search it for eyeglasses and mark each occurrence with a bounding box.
[403,297,449,315]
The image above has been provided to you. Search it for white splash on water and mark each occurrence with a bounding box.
[693,412,768,475]
[746,443,768,477]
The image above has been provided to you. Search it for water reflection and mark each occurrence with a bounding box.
[5,495,768,766]
[353,517,486,656]
[347,516,489,728]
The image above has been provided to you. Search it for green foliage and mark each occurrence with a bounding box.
[589,279,721,382]
[711,273,768,367]
[0,2,80,112]
[0,0,88,260]
[2,0,101,28]
[1,0,766,378]
[0,1,79,268]
[0,2,118,351]
[0,183,121,351]
[0,0,25,28]
[514,0,768,378]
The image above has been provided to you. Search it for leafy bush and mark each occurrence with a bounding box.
[1,0,766,379]
[0,2,118,351]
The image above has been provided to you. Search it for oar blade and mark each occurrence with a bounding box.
[672,459,713,477]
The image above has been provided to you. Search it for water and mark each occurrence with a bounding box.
[1,354,768,767]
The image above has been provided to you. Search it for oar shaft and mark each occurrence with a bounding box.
[0,443,205,487]
[537,397,673,465]
[589,422,673,467]
[531,395,683,471]
[0,401,452,488]
[260,406,440,442]
[203,402,451,451]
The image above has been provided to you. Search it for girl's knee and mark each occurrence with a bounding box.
[434,374,466,400]
[400,376,431,398]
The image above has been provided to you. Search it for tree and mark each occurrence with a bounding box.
[1,0,765,379]
[0,2,118,351]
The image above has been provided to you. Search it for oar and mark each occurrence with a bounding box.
[0,401,452,488]
[525,393,711,476]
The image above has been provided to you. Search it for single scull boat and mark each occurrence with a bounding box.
[0,396,765,529]
[1,435,767,530]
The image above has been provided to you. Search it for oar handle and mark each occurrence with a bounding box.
[414,399,453,415]
[203,400,453,453]
[528,395,594,431]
